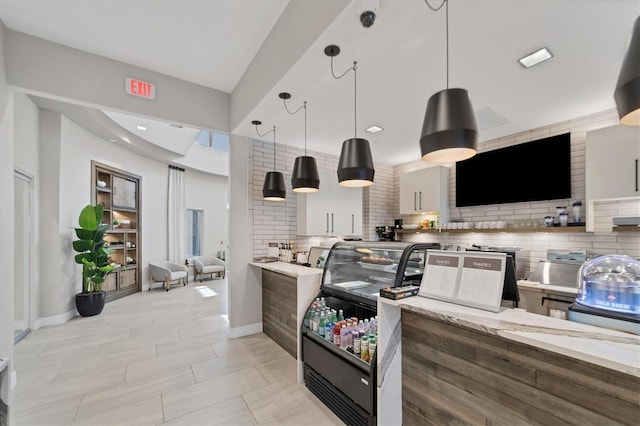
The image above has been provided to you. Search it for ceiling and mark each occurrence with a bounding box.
[1,0,638,166]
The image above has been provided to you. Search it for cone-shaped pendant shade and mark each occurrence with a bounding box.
[291,156,320,192]
[337,138,374,187]
[420,88,478,163]
[263,171,286,201]
[614,16,640,126]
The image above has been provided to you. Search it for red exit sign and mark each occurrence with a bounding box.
[125,78,156,100]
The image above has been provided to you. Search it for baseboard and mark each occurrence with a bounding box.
[227,322,262,338]
[34,310,77,330]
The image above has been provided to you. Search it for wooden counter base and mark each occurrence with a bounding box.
[262,269,297,358]
[402,309,640,425]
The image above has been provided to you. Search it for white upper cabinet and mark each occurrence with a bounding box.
[297,170,363,236]
[399,166,450,219]
[586,125,640,201]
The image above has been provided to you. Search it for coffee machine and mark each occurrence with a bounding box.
[375,226,396,241]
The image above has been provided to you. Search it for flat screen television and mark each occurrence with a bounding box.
[456,133,571,207]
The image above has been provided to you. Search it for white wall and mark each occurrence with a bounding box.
[0,20,15,400]
[184,168,228,258]
[13,92,40,326]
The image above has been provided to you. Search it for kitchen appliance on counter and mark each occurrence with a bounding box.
[518,260,581,319]
[301,241,434,426]
[568,254,640,335]
[375,225,395,241]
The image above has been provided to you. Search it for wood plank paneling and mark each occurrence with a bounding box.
[262,269,297,358]
[402,310,640,426]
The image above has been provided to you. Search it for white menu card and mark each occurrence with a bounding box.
[418,250,507,313]
[419,252,462,301]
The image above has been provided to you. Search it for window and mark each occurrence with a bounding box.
[186,209,203,257]
[195,130,229,153]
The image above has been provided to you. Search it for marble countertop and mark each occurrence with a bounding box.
[381,296,640,377]
[250,261,323,278]
[517,279,578,295]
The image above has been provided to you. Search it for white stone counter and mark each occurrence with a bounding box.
[249,261,323,278]
[377,295,640,425]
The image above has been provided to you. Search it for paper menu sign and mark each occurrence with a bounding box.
[456,255,506,312]
[417,250,507,313]
[419,253,461,301]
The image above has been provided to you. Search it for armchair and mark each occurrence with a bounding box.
[193,256,225,282]
[148,260,188,292]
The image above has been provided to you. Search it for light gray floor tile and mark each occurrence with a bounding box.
[162,395,257,426]
[162,367,268,421]
[70,395,164,425]
[9,394,82,426]
[9,280,344,426]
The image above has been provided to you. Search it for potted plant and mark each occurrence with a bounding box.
[73,204,115,317]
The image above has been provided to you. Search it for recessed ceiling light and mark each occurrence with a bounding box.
[121,136,131,144]
[136,125,147,131]
[365,125,383,133]
[170,123,184,128]
[107,138,117,143]
[518,47,553,68]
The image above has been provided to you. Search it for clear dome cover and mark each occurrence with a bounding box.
[576,254,640,315]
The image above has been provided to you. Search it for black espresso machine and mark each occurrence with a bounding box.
[375,226,395,241]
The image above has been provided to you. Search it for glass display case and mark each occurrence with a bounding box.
[301,241,439,426]
[569,254,640,335]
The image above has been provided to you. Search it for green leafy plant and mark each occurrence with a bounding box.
[73,204,115,293]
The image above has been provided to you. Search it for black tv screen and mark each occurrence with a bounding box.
[456,133,571,207]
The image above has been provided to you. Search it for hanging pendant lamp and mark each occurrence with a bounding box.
[279,93,320,192]
[614,16,640,126]
[420,0,477,163]
[253,120,286,201]
[325,45,375,187]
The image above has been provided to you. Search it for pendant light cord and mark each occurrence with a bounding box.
[425,0,449,88]
[330,56,359,139]
[254,123,277,171]
[282,98,308,155]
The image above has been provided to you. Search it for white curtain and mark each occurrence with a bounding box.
[168,166,186,263]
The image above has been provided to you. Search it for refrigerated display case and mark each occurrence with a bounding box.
[301,241,439,426]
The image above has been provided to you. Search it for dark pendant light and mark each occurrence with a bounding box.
[614,16,640,126]
[325,45,375,187]
[252,120,286,201]
[279,93,320,192]
[420,0,478,163]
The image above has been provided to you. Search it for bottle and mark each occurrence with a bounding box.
[333,323,341,346]
[369,334,377,360]
[353,331,361,357]
[313,297,320,309]
[303,309,312,329]
[340,325,348,349]
[361,336,369,362]
[318,311,326,335]
[346,320,353,348]
[364,318,370,335]
[338,309,344,322]
[325,322,333,341]
[312,310,320,333]
[320,297,326,308]
[370,317,377,335]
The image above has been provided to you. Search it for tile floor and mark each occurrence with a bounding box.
[10,278,344,425]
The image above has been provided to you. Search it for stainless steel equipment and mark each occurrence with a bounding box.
[518,260,582,319]
[375,225,395,241]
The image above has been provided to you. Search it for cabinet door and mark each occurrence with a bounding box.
[336,186,362,236]
[104,273,117,293]
[586,125,640,200]
[399,171,420,214]
[417,166,449,213]
[120,269,137,289]
[112,176,137,209]
[297,171,334,236]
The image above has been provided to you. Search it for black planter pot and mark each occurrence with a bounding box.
[75,291,107,317]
